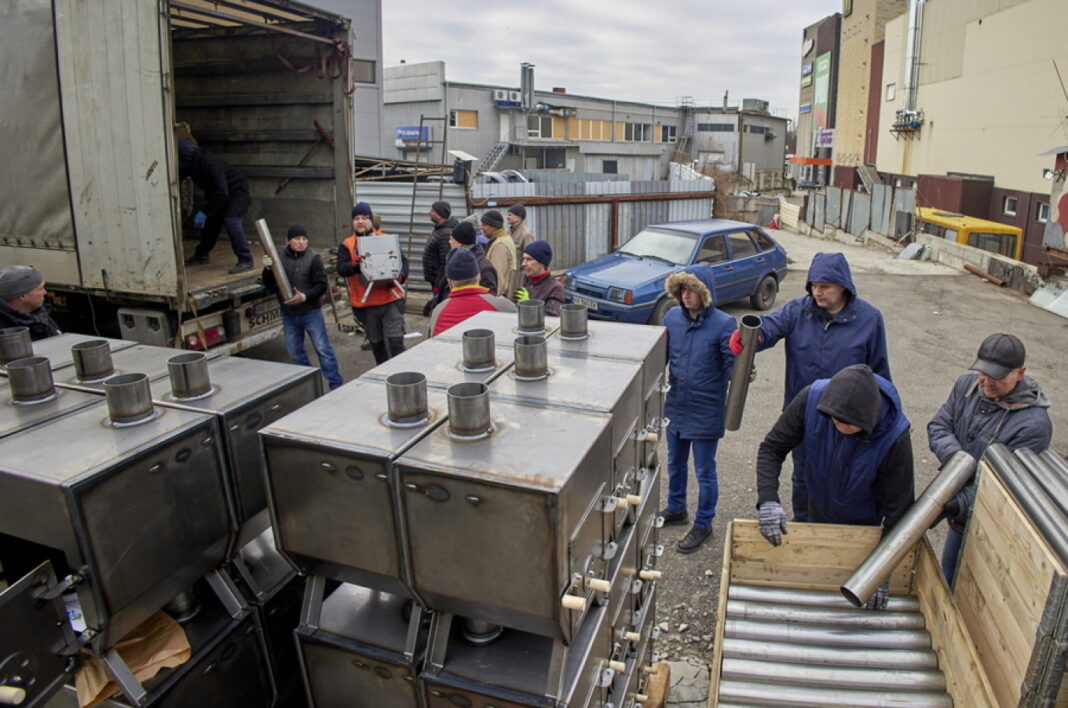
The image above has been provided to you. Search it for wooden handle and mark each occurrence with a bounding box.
[0,687,27,706]
[612,496,631,509]
[624,631,642,642]
[639,569,662,581]
[625,494,642,507]
[631,693,649,703]
[561,594,587,612]
[586,577,611,593]
[608,660,626,673]
[637,430,658,443]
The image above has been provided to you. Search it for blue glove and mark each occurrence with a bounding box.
[864,579,890,611]
[192,211,207,229]
[758,501,788,547]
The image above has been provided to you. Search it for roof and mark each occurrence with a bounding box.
[647,218,759,235]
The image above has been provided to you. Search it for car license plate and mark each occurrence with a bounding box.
[571,295,599,311]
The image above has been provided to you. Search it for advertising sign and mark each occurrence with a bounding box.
[394,126,430,151]
[814,129,835,149]
[799,103,812,114]
[801,75,812,88]
[814,52,832,130]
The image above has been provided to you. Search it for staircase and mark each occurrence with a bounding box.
[477,141,509,174]
[857,163,881,193]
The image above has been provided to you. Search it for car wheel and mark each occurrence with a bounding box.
[750,275,778,311]
[650,297,674,325]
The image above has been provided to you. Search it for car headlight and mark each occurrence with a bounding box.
[606,287,632,304]
[563,274,576,290]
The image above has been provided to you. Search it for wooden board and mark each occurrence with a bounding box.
[643,662,670,708]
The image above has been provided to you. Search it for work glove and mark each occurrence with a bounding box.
[262,255,274,269]
[757,501,788,547]
[283,290,306,306]
[729,329,743,355]
[421,299,435,317]
[864,579,890,611]
[192,211,207,229]
[514,287,530,302]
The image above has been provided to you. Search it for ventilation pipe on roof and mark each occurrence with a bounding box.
[903,0,926,113]
[520,63,535,112]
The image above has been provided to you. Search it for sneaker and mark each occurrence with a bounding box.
[228,260,253,274]
[676,526,712,553]
[658,508,688,526]
[185,255,209,265]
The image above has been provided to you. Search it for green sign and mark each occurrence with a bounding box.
[814,52,832,130]
[801,75,813,88]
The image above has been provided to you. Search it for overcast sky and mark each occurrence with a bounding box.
[380,1,843,122]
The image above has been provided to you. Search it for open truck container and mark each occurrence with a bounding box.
[0,0,354,352]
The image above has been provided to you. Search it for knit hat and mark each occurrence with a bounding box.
[287,224,309,240]
[970,333,1026,379]
[431,200,452,219]
[351,202,374,219]
[507,204,527,220]
[452,221,477,246]
[524,240,552,267]
[0,266,45,302]
[445,247,480,281]
[480,210,504,229]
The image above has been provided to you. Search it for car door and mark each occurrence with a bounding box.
[724,230,767,301]
[693,233,736,301]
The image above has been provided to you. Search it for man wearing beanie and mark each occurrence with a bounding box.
[177,138,254,274]
[928,333,1051,585]
[480,210,517,298]
[0,265,60,340]
[754,364,914,610]
[507,204,535,252]
[262,225,344,390]
[515,240,565,316]
[448,222,497,295]
[429,248,516,336]
[336,202,409,364]
[422,200,460,310]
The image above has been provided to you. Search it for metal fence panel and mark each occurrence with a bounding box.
[893,188,916,240]
[825,187,842,229]
[814,193,826,232]
[871,184,893,235]
[668,198,712,222]
[848,192,871,236]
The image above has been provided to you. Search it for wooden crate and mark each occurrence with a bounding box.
[708,520,998,707]
[955,462,1068,707]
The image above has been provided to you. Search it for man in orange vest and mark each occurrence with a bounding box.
[336,202,408,363]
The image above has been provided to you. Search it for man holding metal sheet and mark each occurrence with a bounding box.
[658,266,735,553]
[755,364,914,609]
[928,333,1052,585]
[730,252,891,522]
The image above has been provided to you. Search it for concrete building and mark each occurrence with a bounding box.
[794,13,842,184]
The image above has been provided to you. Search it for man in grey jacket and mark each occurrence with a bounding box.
[928,333,1052,585]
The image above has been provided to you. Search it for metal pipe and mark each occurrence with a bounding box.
[164,588,201,624]
[104,373,155,425]
[168,353,212,399]
[1040,448,1068,478]
[386,372,429,424]
[6,357,55,403]
[841,450,976,607]
[729,584,920,612]
[559,303,588,340]
[461,329,495,372]
[985,444,1068,565]
[71,340,116,382]
[724,618,931,649]
[516,299,545,334]
[722,637,938,670]
[1015,448,1068,520]
[721,657,946,692]
[0,327,32,365]
[718,679,951,708]
[447,382,491,438]
[256,219,294,301]
[513,335,548,380]
[726,599,925,630]
[724,314,761,431]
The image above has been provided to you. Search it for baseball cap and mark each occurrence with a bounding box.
[969,333,1025,379]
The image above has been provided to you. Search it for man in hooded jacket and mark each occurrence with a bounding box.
[659,266,735,553]
[731,252,891,521]
[755,363,914,609]
[928,333,1052,585]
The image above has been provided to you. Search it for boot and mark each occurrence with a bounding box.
[370,340,390,364]
[387,336,406,359]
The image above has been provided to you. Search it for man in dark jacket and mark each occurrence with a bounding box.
[928,333,1052,585]
[659,266,735,553]
[422,200,460,309]
[262,225,343,390]
[449,221,498,295]
[178,139,254,274]
[755,364,914,609]
[731,252,891,522]
[515,241,566,316]
[0,265,60,340]
[429,249,517,336]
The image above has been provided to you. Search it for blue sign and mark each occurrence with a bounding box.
[395,126,429,141]
[799,103,812,114]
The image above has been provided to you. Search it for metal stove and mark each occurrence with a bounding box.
[0,333,137,377]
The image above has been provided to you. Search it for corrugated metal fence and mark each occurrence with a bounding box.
[354,179,714,286]
[802,184,915,241]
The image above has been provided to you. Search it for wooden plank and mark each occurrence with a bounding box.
[728,520,913,593]
[707,522,732,708]
[912,537,998,707]
[643,662,669,708]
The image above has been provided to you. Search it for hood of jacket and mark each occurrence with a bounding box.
[805,252,856,300]
[992,374,1051,411]
[815,363,884,435]
[664,266,715,312]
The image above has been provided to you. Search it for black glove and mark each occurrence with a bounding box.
[421,299,435,317]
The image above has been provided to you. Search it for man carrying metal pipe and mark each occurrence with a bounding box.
[729,252,891,522]
[755,364,914,609]
[927,333,1052,586]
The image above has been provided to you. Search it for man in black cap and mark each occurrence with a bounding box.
[449,221,498,295]
[422,200,460,312]
[928,333,1052,585]
[177,138,254,274]
[480,210,516,298]
[0,265,60,340]
[429,248,516,336]
[506,204,534,252]
[755,364,914,610]
[515,240,565,316]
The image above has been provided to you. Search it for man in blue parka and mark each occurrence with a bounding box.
[754,364,914,609]
[659,266,735,553]
[730,252,891,521]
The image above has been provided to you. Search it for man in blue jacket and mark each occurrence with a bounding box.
[178,138,254,274]
[659,267,735,553]
[730,252,891,521]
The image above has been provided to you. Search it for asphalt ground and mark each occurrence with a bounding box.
[240,227,1068,665]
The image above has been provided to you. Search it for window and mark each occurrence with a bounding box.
[660,125,677,143]
[697,123,733,132]
[728,232,757,258]
[1002,196,1018,216]
[1037,202,1050,223]
[697,235,728,264]
[885,83,896,101]
[353,59,375,84]
[624,122,652,142]
[527,114,553,138]
[969,232,1017,258]
[750,230,777,252]
[745,125,766,135]
[449,109,478,129]
[602,160,618,174]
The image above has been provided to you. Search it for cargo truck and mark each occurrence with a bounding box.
[0,0,355,352]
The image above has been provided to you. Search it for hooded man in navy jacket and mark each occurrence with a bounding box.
[730,252,891,521]
[659,266,735,553]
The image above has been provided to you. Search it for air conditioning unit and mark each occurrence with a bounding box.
[493,89,508,102]
[509,91,521,103]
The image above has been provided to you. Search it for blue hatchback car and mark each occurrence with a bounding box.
[563,219,788,324]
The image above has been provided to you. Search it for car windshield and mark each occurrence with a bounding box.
[617,228,696,265]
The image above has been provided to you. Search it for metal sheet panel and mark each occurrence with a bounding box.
[871,184,893,235]
[825,187,842,230]
[814,193,826,232]
[0,333,137,377]
[849,192,871,236]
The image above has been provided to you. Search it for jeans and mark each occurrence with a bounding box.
[666,427,720,530]
[791,445,810,522]
[941,524,964,587]
[283,309,344,390]
[195,212,252,263]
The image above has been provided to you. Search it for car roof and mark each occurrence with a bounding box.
[643,218,763,236]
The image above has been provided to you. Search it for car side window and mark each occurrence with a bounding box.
[728,232,758,258]
[749,229,776,252]
[697,235,728,264]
